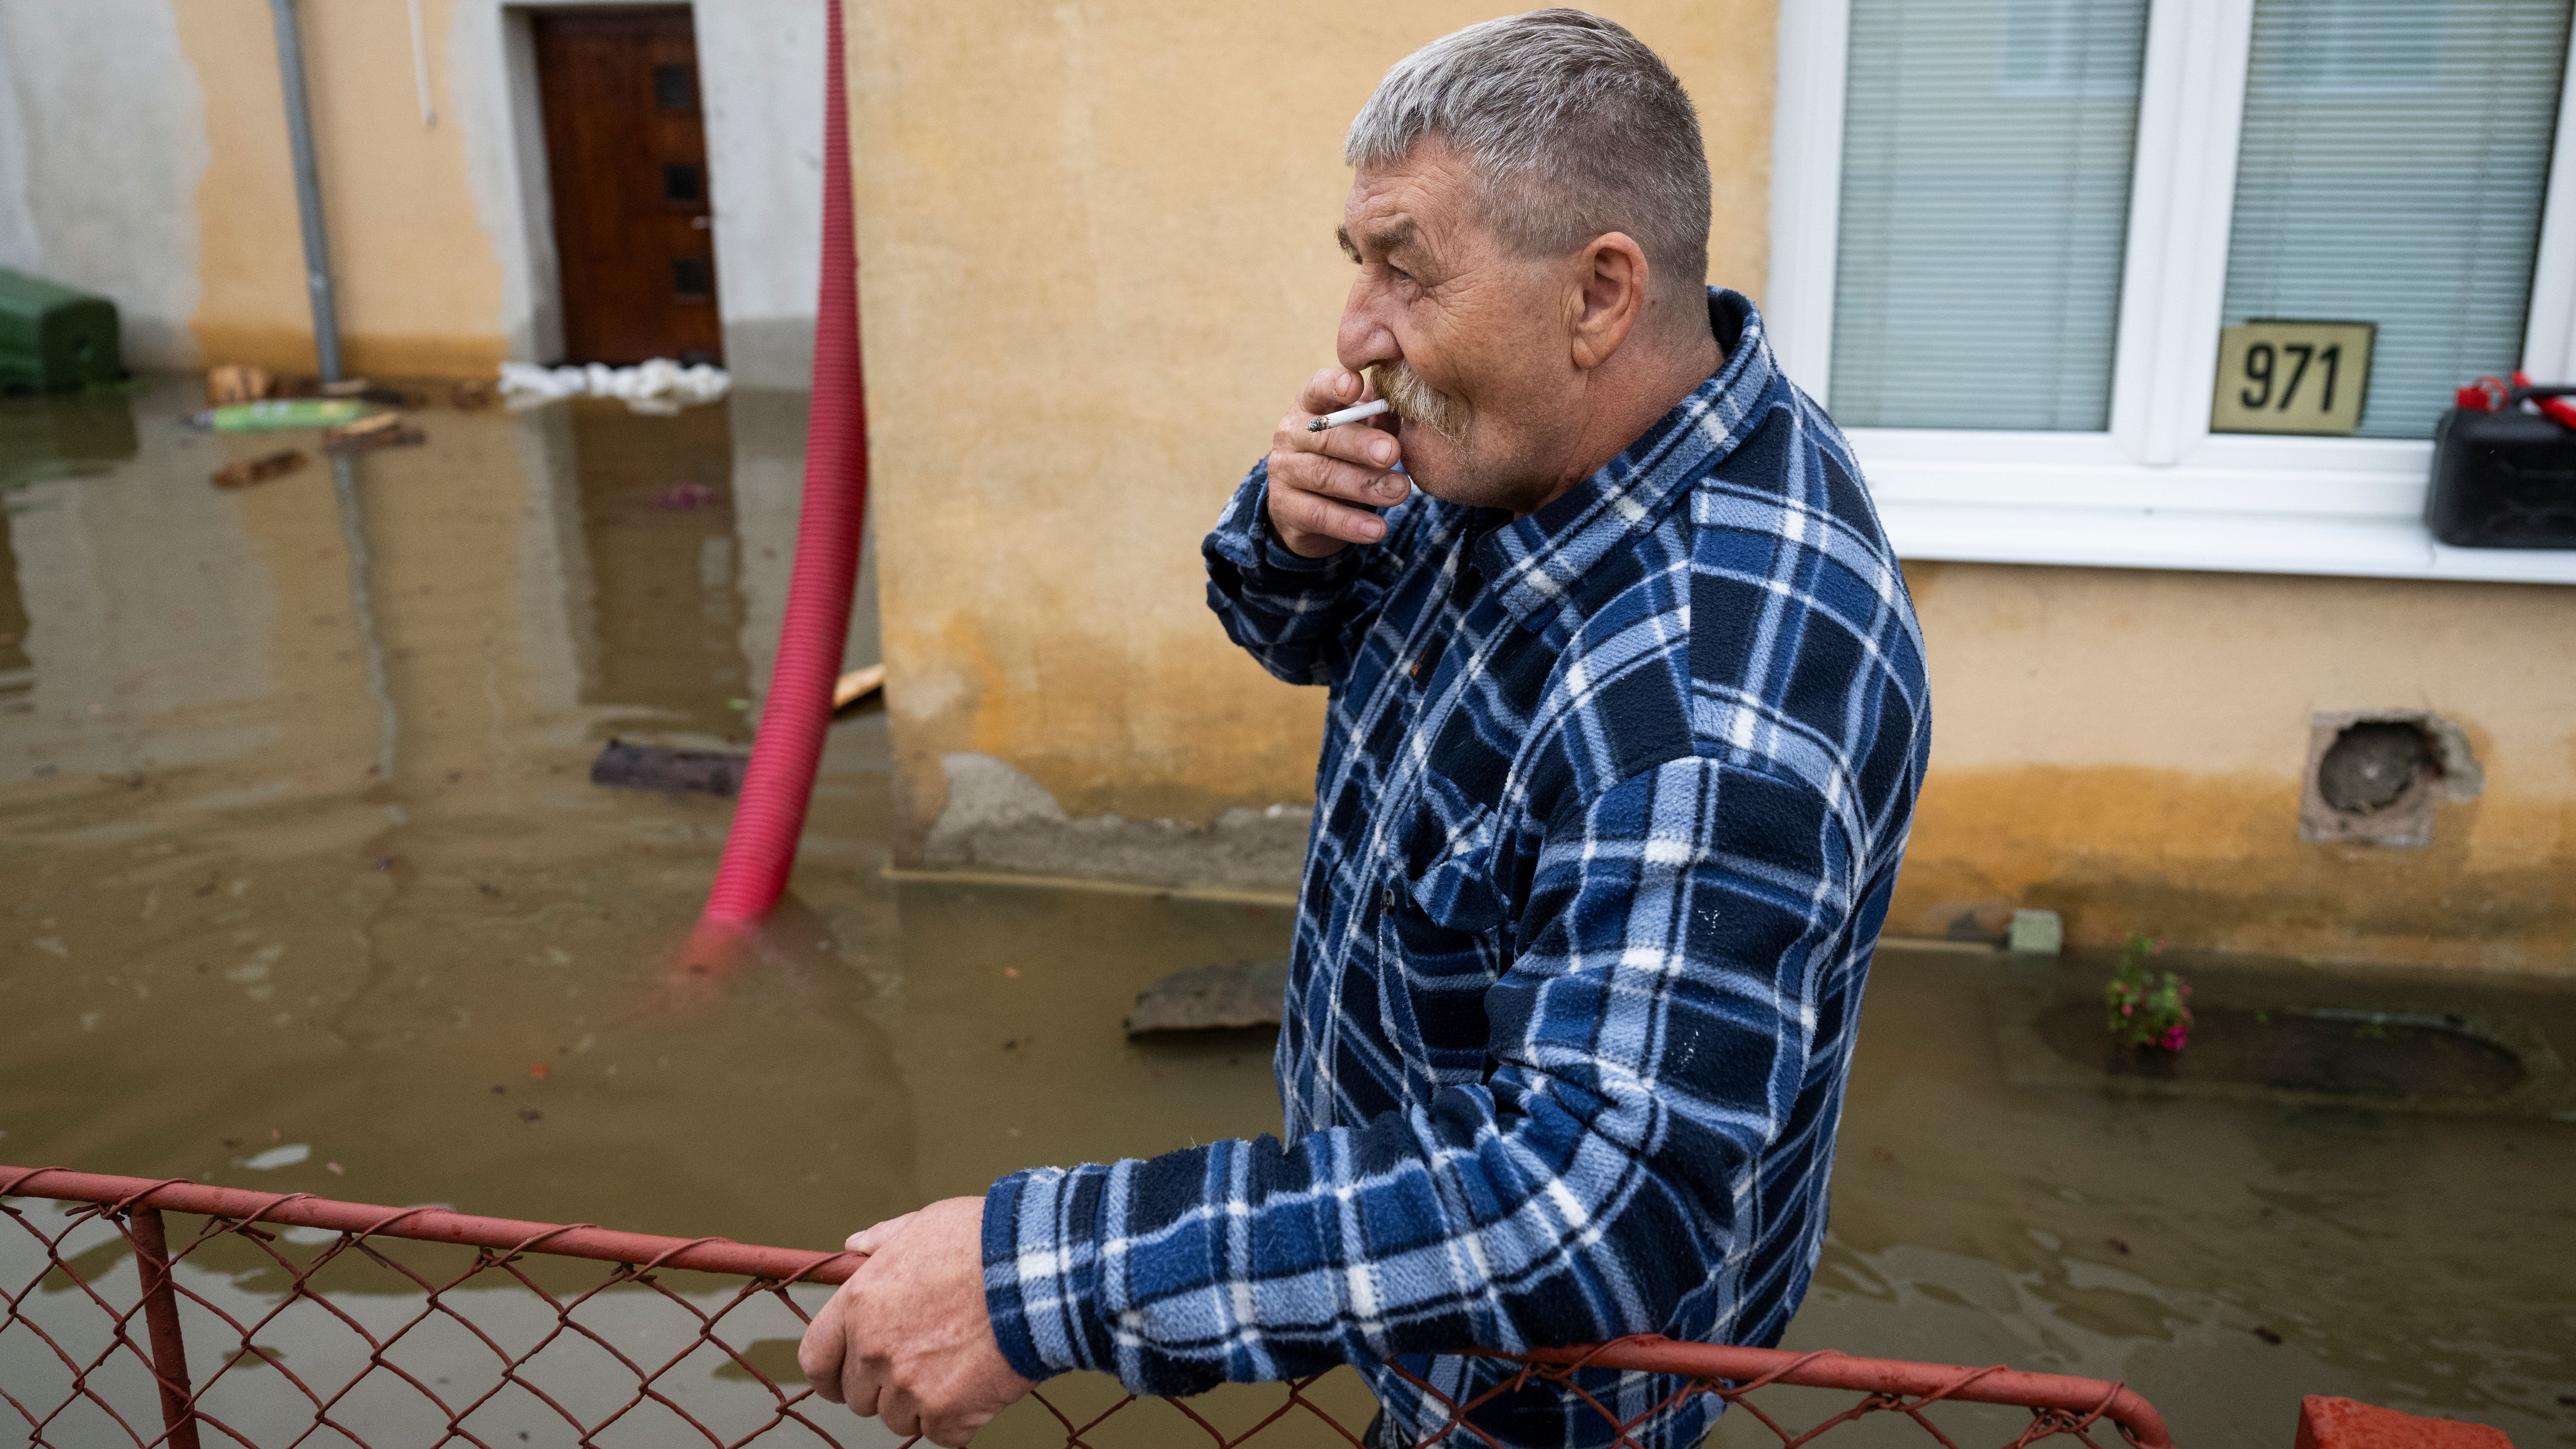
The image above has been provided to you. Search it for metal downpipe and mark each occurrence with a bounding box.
[268,0,344,383]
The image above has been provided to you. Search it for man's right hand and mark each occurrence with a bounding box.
[1265,368,1410,559]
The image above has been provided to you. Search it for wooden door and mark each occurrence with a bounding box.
[533,8,722,365]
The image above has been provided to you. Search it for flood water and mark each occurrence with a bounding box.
[2,379,2571,1448]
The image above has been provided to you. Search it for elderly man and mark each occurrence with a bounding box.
[800,11,1930,1448]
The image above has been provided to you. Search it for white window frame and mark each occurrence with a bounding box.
[1769,0,2576,584]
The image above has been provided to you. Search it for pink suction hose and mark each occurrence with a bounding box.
[694,0,866,946]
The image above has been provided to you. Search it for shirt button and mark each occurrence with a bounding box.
[1380,887,1398,913]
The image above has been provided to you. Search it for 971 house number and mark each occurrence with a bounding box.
[2241,341,2344,412]
[2210,320,2376,437]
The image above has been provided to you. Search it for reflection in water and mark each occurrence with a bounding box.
[539,398,751,743]
[1757,953,2576,1449]
[0,374,950,1249]
[0,384,140,491]
[0,504,29,713]
[0,377,2569,1449]
[328,453,398,789]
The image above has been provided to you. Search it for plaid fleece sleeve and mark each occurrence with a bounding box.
[979,754,1849,1396]
[1201,462,1394,687]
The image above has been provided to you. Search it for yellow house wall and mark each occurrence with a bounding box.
[857,0,1777,828]
[859,3,2576,973]
[171,0,507,377]
[1896,564,2576,973]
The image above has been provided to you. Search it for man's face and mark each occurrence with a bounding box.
[1335,145,1585,513]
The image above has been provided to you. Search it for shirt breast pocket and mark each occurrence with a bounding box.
[1374,804,1508,1089]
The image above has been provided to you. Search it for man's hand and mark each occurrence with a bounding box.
[798,1196,1034,1448]
[1266,368,1410,558]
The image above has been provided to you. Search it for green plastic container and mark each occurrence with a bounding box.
[0,267,122,393]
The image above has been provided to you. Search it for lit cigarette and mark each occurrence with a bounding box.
[1308,398,1391,431]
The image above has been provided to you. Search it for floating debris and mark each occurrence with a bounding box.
[191,398,365,432]
[1126,958,1290,1036]
[2006,908,2063,957]
[206,364,273,404]
[589,738,747,796]
[651,482,721,510]
[322,411,425,453]
[211,449,307,489]
[275,378,422,406]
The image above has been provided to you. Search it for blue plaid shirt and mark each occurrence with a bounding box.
[983,290,1930,1449]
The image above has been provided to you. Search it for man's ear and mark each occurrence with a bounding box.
[1569,232,1649,371]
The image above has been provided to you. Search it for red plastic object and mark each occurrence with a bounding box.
[2,1164,2182,1449]
[2456,376,2512,412]
[696,0,868,943]
[2297,1396,2514,1449]
[2508,371,2576,431]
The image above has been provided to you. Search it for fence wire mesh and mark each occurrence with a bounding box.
[1,1167,2175,1449]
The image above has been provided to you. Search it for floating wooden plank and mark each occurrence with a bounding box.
[322,417,425,453]
[210,449,307,489]
[832,662,886,710]
[330,410,404,438]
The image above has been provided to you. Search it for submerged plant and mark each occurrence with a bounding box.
[2104,933,2193,1052]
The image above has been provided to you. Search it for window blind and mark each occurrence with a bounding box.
[1831,0,2152,430]
[2221,0,2573,440]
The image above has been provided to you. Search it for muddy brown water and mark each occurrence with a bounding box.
[2,380,2571,1447]
[2035,1002,2534,1103]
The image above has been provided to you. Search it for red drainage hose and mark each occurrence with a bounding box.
[691,0,866,954]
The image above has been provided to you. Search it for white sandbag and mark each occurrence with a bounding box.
[497,357,731,413]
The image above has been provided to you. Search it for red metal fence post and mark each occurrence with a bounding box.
[127,1206,204,1449]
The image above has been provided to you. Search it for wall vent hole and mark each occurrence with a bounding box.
[2315,721,2432,816]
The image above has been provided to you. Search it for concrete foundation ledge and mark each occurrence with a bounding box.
[919,752,1310,894]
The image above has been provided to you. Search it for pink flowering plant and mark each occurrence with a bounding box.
[2104,933,2193,1051]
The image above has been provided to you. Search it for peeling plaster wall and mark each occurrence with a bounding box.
[860,0,1777,857]
[1893,564,2576,973]
[922,753,1310,894]
[894,551,2576,970]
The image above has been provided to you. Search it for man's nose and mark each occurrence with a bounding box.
[1336,280,1399,377]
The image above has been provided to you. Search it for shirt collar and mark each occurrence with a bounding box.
[1475,287,1780,628]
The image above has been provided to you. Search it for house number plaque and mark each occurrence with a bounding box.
[2211,319,2376,436]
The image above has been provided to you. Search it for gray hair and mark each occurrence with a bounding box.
[1345,10,1712,308]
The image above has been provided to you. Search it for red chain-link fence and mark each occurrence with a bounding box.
[1,1167,2175,1449]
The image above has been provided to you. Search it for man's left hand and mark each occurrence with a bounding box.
[797,1195,1035,1447]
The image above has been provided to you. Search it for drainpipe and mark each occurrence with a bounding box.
[268,0,344,382]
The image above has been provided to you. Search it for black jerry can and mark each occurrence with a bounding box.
[2426,386,2576,548]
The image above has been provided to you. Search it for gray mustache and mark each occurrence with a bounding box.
[1364,361,1470,445]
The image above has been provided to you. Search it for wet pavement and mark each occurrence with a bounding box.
[3,379,2572,1447]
